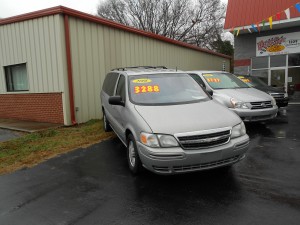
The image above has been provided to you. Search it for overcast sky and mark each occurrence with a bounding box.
[0,0,228,18]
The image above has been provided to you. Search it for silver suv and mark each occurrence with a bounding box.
[101,67,249,174]
[188,71,278,122]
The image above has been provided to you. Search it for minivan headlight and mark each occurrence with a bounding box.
[140,132,178,148]
[231,122,246,138]
[157,135,179,147]
[230,98,249,109]
[140,132,160,147]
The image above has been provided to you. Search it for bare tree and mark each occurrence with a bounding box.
[97,0,226,52]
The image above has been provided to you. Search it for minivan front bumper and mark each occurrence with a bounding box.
[137,134,249,174]
[230,106,278,122]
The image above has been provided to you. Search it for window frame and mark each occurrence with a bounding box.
[4,63,29,92]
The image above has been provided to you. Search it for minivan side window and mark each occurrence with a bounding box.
[102,73,119,96]
[189,74,206,88]
[116,75,126,101]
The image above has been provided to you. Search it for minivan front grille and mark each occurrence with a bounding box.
[250,101,272,110]
[177,130,230,150]
[173,155,240,172]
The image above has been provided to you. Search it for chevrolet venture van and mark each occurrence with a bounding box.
[101,67,249,174]
[188,71,278,122]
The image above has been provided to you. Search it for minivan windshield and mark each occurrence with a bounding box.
[129,73,209,105]
[237,76,268,87]
[203,73,249,89]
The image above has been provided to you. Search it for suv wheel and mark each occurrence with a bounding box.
[103,111,111,132]
[127,134,143,174]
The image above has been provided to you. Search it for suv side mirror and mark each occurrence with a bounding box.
[207,89,213,96]
[109,96,125,106]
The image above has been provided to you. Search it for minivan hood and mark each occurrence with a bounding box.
[214,88,272,102]
[134,100,241,134]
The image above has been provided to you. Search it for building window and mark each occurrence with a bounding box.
[270,55,286,67]
[288,54,300,67]
[252,56,268,69]
[252,70,268,84]
[4,63,29,92]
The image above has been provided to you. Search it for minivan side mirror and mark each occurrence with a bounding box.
[109,96,125,106]
[206,89,213,96]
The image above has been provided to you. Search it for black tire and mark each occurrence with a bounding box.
[127,134,143,174]
[103,110,111,132]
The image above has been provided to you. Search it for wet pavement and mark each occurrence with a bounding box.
[0,106,299,225]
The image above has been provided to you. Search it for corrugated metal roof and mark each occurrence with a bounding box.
[224,0,300,29]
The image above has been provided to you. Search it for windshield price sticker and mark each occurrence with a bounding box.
[241,78,250,83]
[206,78,220,83]
[134,85,160,94]
[132,79,152,84]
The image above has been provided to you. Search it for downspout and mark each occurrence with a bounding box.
[63,14,77,125]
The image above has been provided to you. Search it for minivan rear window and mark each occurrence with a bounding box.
[203,73,249,89]
[129,73,209,106]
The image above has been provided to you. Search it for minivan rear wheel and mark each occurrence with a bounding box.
[127,134,143,174]
[103,111,111,132]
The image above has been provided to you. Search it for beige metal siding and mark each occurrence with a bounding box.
[69,17,230,123]
[0,15,71,125]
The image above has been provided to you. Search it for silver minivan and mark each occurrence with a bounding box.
[188,71,278,122]
[101,67,249,174]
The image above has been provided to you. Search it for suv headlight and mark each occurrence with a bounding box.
[140,132,179,148]
[231,122,246,138]
[230,98,249,109]
[284,93,288,98]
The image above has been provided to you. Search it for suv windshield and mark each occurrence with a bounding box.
[203,73,249,89]
[237,76,268,87]
[129,73,209,105]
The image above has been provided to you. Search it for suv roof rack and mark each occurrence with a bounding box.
[112,66,168,71]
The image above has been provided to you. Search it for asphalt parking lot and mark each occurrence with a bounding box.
[0,105,299,225]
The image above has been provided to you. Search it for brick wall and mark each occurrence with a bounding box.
[0,93,64,124]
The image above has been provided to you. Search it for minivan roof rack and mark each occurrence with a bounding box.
[112,66,168,71]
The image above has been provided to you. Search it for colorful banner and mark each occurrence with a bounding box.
[231,2,300,36]
[256,32,300,56]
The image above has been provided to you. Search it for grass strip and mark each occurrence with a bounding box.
[0,119,114,175]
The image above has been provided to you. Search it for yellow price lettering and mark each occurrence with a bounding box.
[141,86,147,93]
[134,85,160,94]
[154,85,160,92]
[134,86,140,94]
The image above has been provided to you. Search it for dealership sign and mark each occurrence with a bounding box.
[256,32,300,56]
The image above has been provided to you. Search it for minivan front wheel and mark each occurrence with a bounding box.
[103,111,111,132]
[127,134,143,174]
